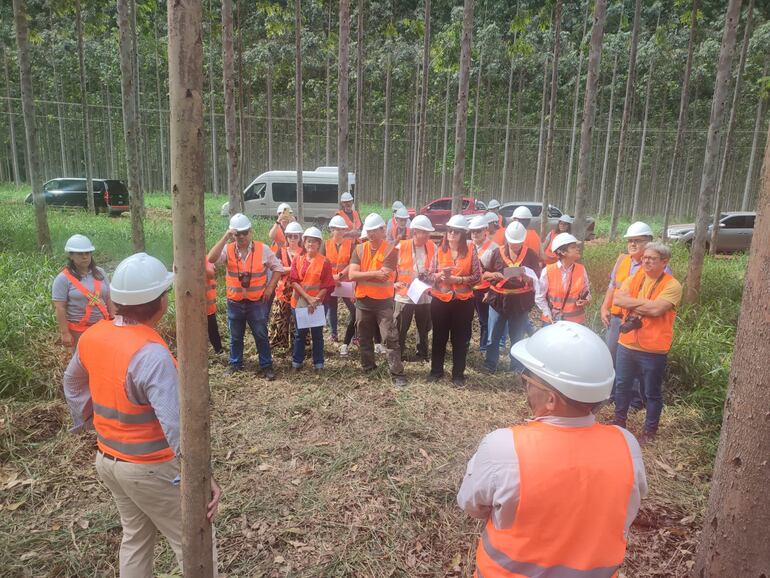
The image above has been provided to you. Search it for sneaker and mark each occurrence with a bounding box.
[291,364,301,372]
[329,333,339,343]
[638,430,657,445]
[375,343,387,355]
[426,373,443,383]
[452,376,466,388]
[262,367,276,381]
[339,344,349,356]
[352,337,360,347]
[392,375,407,387]
[225,365,242,375]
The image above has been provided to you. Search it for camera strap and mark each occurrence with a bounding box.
[640,272,666,300]
[235,241,256,276]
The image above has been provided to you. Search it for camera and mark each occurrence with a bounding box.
[619,315,643,334]
[238,271,252,288]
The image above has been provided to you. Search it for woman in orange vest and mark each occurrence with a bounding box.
[205,258,223,354]
[289,227,335,371]
[542,214,574,265]
[482,222,541,373]
[269,202,294,252]
[469,215,499,353]
[535,233,591,324]
[425,215,481,387]
[269,221,305,350]
[52,234,111,353]
[323,215,356,348]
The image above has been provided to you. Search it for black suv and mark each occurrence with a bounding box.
[25,178,130,216]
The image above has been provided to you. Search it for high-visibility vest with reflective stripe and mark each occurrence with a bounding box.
[325,238,354,277]
[543,230,558,265]
[275,247,297,304]
[354,241,396,300]
[543,262,587,324]
[493,227,505,247]
[490,247,533,296]
[618,269,677,354]
[609,254,633,316]
[79,320,176,464]
[337,209,362,231]
[291,253,328,308]
[475,421,634,578]
[388,217,411,242]
[205,259,217,315]
[226,242,267,302]
[524,228,541,261]
[432,242,474,302]
[396,239,435,298]
[270,222,287,253]
[61,268,110,332]
[473,239,494,290]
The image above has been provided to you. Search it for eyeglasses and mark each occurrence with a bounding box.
[627,238,647,245]
[287,234,301,239]
[235,229,251,237]
[447,229,462,235]
[642,255,661,262]
[521,371,549,392]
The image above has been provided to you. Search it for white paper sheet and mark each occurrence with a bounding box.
[407,279,431,304]
[295,305,326,329]
[331,281,355,299]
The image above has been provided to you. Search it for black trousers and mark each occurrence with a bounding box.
[207,313,223,353]
[430,297,475,379]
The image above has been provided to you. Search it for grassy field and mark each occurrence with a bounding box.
[0,183,743,576]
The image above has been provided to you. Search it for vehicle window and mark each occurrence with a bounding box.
[429,199,451,211]
[305,183,338,203]
[721,216,747,228]
[43,180,58,192]
[272,182,297,203]
[244,182,266,201]
[462,199,470,210]
[59,180,86,192]
[105,180,128,194]
[500,206,514,217]
[745,215,755,229]
[548,205,562,218]
[475,201,487,211]
[528,204,543,217]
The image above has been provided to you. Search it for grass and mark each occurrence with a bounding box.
[0,182,747,576]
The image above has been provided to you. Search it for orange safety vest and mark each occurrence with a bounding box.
[291,253,328,308]
[225,242,267,302]
[618,269,677,354]
[354,241,396,300]
[490,246,533,296]
[473,239,495,290]
[543,262,587,324]
[475,421,634,578]
[524,228,542,260]
[609,254,634,316]
[61,268,110,332]
[493,227,505,247]
[432,242,474,302]
[270,222,287,253]
[337,209,362,231]
[325,238,354,278]
[79,320,176,464]
[543,230,558,265]
[396,239,436,298]
[205,259,217,315]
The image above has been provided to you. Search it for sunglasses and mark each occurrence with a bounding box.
[447,229,463,235]
[235,229,251,237]
[287,234,302,239]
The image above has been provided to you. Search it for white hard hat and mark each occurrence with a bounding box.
[446,214,469,231]
[485,211,499,225]
[468,215,488,231]
[551,232,579,253]
[276,203,293,215]
[410,215,435,232]
[229,213,252,231]
[340,192,354,203]
[303,226,323,240]
[110,252,174,306]
[488,199,501,210]
[512,205,533,219]
[559,214,574,224]
[285,221,304,235]
[505,221,527,244]
[392,201,405,212]
[394,207,410,219]
[363,213,386,232]
[511,321,614,403]
[328,215,348,229]
[624,221,654,238]
[64,234,95,253]
[359,230,368,240]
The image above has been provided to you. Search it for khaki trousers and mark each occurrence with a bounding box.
[95,452,217,577]
[355,306,404,376]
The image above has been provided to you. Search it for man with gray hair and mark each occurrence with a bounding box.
[611,242,681,444]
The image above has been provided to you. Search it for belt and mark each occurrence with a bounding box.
[98,450,128,463]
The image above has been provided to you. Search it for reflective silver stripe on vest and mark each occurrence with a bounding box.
[96,432,170,456]
[481,529,619,578]
[561,309,585,319]
[360,280,393,287]
[93,402,158,425]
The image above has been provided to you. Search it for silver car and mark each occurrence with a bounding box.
[667,211,755,252]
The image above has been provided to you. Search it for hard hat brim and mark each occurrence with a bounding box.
[110,272,175,306]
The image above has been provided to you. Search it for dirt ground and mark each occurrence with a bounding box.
[0,327,713,577]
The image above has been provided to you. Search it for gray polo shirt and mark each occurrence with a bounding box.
[52,267,110,324]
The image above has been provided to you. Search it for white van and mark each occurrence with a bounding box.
[220,166,356,224]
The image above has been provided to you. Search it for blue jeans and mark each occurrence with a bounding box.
[327,296,356,342]
[292,310,325,368]
[607,315,645,407]
[484,307,530,371]
[227,299,273,369]
[614,345,667,433]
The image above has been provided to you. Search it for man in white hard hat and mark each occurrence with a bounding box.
[487,199,504,228]
[208,213,285,379]
[512,205,542,261]
[64,253,221,576]
[387,206,412,243]
[486,211,505,247]
[337,192,363,239]
[458,322,647,577]
[348,213,407,386]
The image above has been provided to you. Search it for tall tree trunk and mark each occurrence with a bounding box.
[4,49,21,186]
[694,117,770,577]
[236,0,245,193]
[564,1,589,212]
[166,0,213,574]
[440,71,451,196]
[631,66,653,220]
[597,51,618,214]
[573,0,607,241]
[513,70,524,196]
[501,53,515,199]
[295,0,304,222]
[153,14,168,193]
[13,0,51,250]
[76,0,95,212]
[710,0,753,254]
[741,58,768,211]
[534,57,549,200]
[104,85,116,176]
[324,5,332,166]
[469,53,483,192]
[662,0,698,240]
[608,0,641,239]
[338,0,350,198]
[415,0,431,203]
[541,0,562,241]
[410,61,421,206]
[129,0,144,192]
[52,56,68,176]
[451,0,474,214]
[382,52,391,205]
[354,0,364,193]
[266,64,273,171]
[207,0,219,194]
[117,0,145,251]
[685,0,741,303]
[222,0,241,215]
